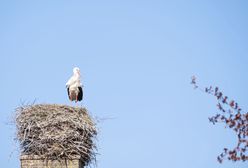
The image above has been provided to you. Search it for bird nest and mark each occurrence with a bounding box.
[15,104,97,166]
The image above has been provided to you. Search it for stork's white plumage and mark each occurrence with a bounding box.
[66,67,83,102]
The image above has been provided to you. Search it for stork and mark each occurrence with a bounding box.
[66,67,83,102]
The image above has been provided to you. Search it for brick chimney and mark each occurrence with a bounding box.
[20,155,85,168]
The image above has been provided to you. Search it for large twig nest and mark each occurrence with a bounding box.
[15,104,97,165]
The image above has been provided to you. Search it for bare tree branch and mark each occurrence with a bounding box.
[191,76,248,163]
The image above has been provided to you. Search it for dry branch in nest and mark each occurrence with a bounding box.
[15,104,97,166]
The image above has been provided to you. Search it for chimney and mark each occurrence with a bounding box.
[20,155,85,168]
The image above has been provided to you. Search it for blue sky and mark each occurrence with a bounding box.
[0,0,248,168]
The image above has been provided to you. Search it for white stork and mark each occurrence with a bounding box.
[66,67,83,102]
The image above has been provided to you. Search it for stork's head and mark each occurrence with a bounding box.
[73,67,80,75]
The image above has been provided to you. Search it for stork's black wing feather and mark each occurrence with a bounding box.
[67,87,70,99]
[78,86,83,101]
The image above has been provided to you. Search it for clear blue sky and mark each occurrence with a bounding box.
[0,0,248,168]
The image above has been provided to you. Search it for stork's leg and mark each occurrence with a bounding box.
[75,94,80,107]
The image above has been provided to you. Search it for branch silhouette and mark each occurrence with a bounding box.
[191,76,248,163]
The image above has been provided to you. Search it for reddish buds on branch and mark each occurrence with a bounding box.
[191,76,248,163]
